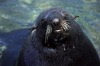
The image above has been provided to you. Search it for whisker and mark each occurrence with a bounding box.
[61,21,71,31]
[45,25,52,43]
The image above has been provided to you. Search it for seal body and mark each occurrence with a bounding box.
[17,8,100,66]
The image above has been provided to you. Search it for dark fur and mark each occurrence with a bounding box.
[0,29,31,66]
[17,8,100,66]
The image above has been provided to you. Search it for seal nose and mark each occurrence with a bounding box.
[53,18,59,24]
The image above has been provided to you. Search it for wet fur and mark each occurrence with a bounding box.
[17,8,100,66]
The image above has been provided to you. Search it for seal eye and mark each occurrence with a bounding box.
[64,16,67,20]
[41,18,46,22]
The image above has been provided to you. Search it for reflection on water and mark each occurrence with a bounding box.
[0,0,100,56]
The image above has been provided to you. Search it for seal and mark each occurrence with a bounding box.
[17,8,100,66]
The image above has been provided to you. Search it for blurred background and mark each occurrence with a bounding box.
[0,0,100,57]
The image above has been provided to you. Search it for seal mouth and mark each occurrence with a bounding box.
[45,20,71,44]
